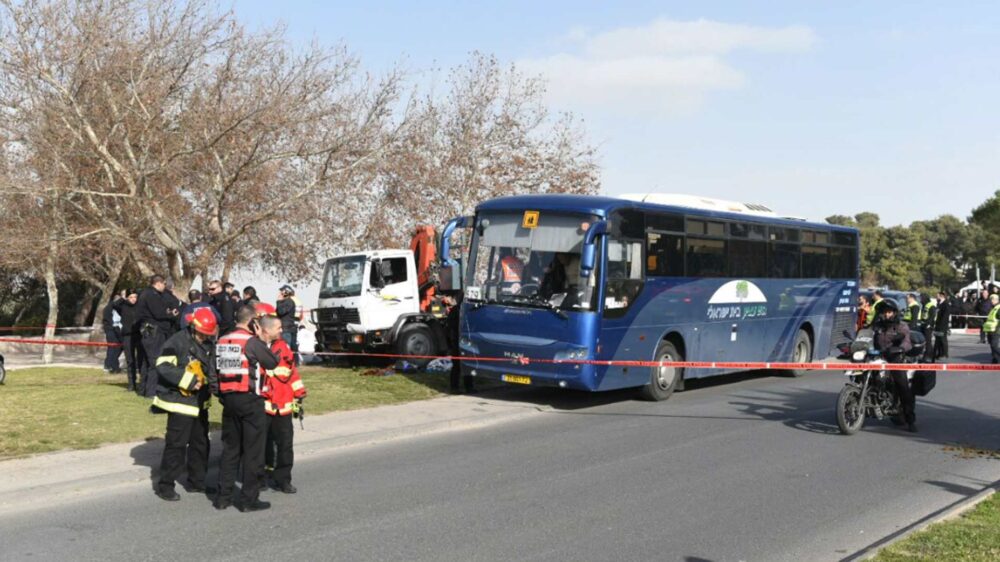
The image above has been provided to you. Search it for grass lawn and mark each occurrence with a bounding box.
[874,492,1000,562]
[0,364,450,460]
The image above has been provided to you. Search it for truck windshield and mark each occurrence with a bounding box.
[465,212,598,312]
[319,256,365,298]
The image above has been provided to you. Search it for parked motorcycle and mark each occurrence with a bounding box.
[835,329,934,435]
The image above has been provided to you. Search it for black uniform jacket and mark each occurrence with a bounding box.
[152,330,217,417]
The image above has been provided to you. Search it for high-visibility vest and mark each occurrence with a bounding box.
[923,301,937,325]
[216,328,253,394]
[985,305,1000,334]
[262,339,306,416]
[903,302,920,323]
[500,256,524,282]
[866,298,884,326]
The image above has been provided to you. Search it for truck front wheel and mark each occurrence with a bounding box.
[396,324,435,368]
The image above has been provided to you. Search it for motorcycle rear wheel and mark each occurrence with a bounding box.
[836,386,865,435]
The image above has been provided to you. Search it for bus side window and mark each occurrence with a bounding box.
[646,232,684,277]
[605,239,644,315]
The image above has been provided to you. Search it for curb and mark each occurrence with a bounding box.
[849,481,1000,561]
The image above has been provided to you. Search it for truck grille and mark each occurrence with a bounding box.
[316,307,360,325]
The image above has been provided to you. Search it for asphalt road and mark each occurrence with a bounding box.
[3,337,1000,562]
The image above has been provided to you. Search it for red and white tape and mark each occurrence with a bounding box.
[311,351,1000,372]
[0,337,121,348]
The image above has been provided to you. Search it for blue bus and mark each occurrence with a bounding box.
[441,193,860,400]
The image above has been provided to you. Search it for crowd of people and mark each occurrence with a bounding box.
[99,275,308,511]
[857,284,1000,364]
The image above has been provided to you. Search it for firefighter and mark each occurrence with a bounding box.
[151,308,217,502]
[213,306,281,512]
[263,331,307,493]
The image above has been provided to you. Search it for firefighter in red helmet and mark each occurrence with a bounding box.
[152,307,218,502]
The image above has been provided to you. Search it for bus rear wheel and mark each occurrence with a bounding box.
[640,341,683,401]
[787,329,813,377]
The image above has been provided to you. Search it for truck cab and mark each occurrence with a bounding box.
[312,250,420,354]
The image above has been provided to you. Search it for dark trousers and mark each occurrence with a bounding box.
[933,332,949,360]
[989,333,1000,365]
[103,328,122,371]
[141,328,167,397]
[217,393,269,505]
[157,410,210,494]
[265,414,295,485]
[889,370,916,424]
[450,358,475,393]
[922,327,935,361]
[122,334,138,390]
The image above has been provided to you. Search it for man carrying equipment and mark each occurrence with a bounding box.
[152,308,218,501]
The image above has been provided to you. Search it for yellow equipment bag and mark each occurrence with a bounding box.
[179,359,207,397]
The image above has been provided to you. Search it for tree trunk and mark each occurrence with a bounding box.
[74,287,98,327]
[89,257,126,345]
[43,240,59,364]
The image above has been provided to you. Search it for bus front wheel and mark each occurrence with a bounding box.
[640,341,683,401]
[788,330,813,377]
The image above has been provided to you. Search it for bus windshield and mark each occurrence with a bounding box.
[319,256,365,299]
[465,212,598,311]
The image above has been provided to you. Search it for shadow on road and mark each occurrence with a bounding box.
[129,437,164,491]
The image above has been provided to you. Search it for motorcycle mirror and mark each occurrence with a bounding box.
[842,329,853,340]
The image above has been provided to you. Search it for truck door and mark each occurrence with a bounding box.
[368,256,419,329]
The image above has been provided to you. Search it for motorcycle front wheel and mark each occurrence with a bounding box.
[836,385,866,435]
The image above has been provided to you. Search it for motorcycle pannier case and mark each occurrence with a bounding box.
[911,371,936,396]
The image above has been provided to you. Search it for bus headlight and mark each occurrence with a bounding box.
[459,338,479,354]
[555,348,589,361]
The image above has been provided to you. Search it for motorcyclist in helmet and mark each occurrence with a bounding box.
[872,299,917,432]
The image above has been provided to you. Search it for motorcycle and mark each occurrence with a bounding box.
[834,328,930,435]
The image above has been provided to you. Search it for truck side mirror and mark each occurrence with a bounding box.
[580,220,608,278]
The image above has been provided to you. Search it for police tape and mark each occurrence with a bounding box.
[0,325,97,332]
[310,351,1000,372]
[0,337,121,348]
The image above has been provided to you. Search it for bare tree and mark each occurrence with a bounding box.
[0,0,404,295]
[357,52,600,249]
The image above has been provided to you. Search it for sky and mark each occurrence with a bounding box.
[233,0,1000,227]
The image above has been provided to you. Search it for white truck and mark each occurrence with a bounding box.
[310,225,465,365]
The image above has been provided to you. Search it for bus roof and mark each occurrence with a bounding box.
[475,193,858,233]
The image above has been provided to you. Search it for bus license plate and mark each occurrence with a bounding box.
[502,375,531,385]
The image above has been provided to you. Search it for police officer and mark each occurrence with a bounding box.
[933,291,951,361]
[151,308,218,501]
[872,300,917,432]
[276,285,299,359]
[213,306,281,512]
[136,275,180,397]
[115,290,141,393]
[903,293,922,330]
[921,294,937,362]
[984,293,1000,364]
[866,290,887,327]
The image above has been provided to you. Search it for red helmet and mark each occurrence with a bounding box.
[189,307,218,336]
[254,302,277,317]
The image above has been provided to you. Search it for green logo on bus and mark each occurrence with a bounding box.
[736,280,749,299]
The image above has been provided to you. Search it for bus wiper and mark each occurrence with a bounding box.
[507,294,568,319]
